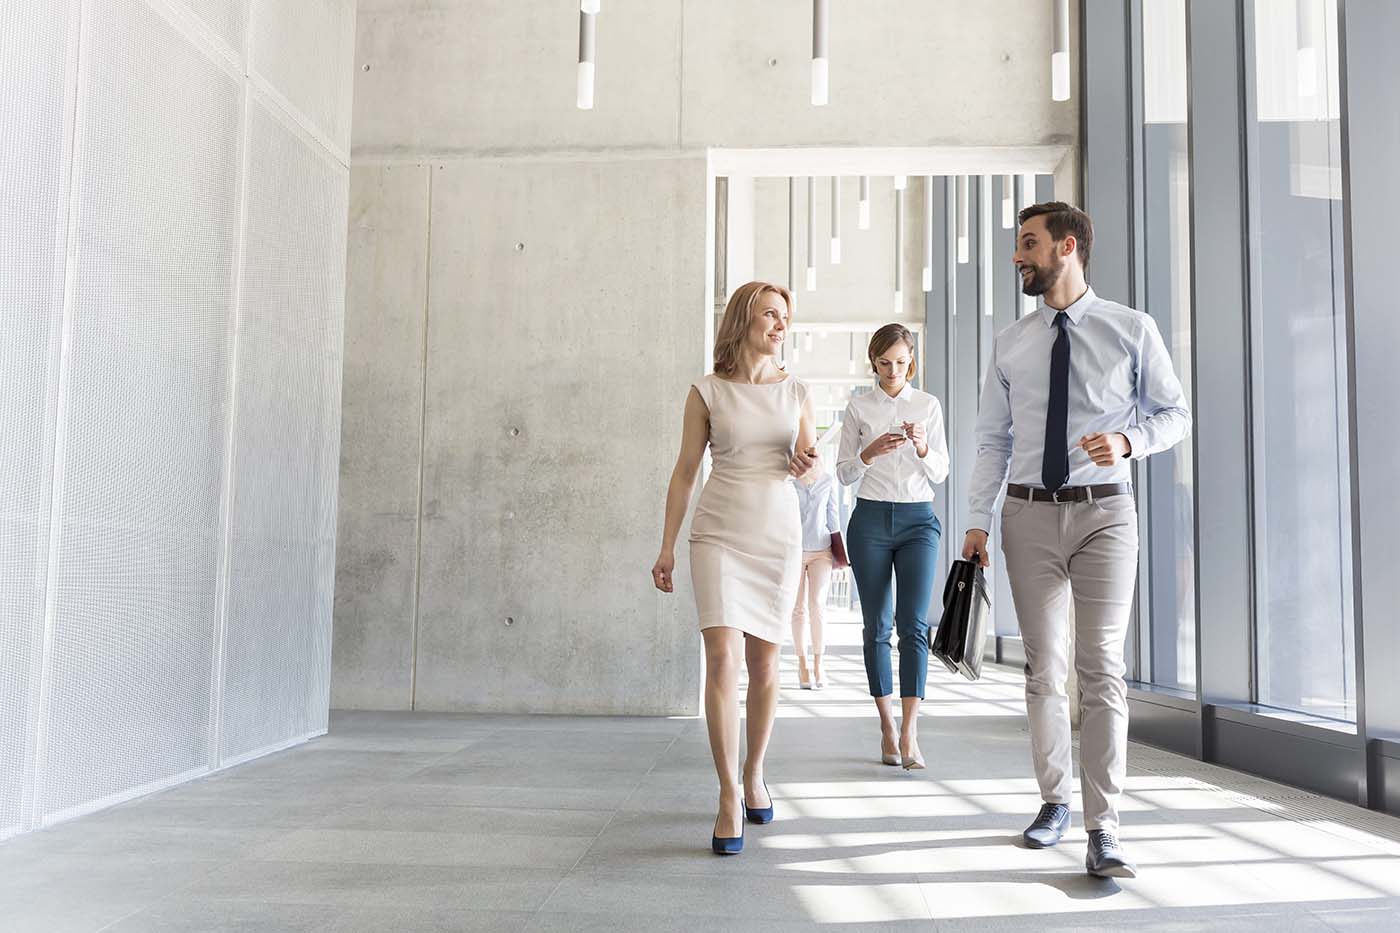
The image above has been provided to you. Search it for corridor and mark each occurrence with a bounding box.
[6,616,1400,931]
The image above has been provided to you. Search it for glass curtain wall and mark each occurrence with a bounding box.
[1140,0,1196,691]
[1245,0,1355,721]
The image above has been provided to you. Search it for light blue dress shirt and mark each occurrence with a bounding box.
[967,287,1191,531]
[794,473,840,552]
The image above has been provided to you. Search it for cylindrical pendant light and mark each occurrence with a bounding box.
[956,175,970,264]
[1296,0,1319,99]
[1001,174,1015,228]
[848,333,856,374]
[830,176,842,264]
[804,332,814,352]
[980,176,993,317]
[812,0,830,106]
[806,176,817,291]
[787,177,797,291]
[1018,174,1036,317]
[921,176,934,293]
[577,3,598,110]
[893,184,904,315]
[947,177,959,317]
[858,176,871,230]
[1052,0,1071,102]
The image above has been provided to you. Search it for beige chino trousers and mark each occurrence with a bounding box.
[999,492,1139,832]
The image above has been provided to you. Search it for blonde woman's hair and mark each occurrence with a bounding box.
[867,323,918,383]
[712,281,793,376]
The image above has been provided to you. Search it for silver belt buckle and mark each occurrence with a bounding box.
[1050,489,1062,504]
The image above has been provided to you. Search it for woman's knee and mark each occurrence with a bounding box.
[863,618,892,646]
[745,645,780,681]
[748,655,779,685]
[705,641,741,681]
[895,625,929,650]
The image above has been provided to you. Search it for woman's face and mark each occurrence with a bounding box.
[746,293,789,358]
[874,341,913,390]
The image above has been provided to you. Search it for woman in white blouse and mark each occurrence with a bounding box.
[835,324,950,770]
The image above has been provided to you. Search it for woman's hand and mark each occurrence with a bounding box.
[860,432,905,464]
[651,551,676,593]
[904,420,929,457]
[789,446,819,479]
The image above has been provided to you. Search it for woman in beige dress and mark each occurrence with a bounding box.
[651,280,817,855]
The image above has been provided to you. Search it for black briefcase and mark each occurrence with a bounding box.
[930,559,991,681]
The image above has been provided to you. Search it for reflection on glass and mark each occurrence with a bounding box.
[1249,0,1355,720]
[1141,0,1196,690]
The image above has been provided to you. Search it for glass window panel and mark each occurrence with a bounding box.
[1140,0,1196,690]
[1247,0,1355,721]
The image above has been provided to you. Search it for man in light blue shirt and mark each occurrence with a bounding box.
[962,202,1190,879]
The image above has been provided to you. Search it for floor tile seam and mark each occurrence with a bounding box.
[532,863,948,886]
[295,727,512,829]
[530,728,687,918]
[90,855,242,933]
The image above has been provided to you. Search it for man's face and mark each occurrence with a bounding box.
[1013,215,1069,297]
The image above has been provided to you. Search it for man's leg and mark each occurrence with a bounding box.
[1000,501,1074,811]
[1067,498,1139,834]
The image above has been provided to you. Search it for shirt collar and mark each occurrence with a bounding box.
[1037,286,1097,328]
[870,382,915,404]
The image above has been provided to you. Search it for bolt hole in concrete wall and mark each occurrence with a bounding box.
[334,0,1080,716]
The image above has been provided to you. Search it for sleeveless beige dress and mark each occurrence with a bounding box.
[689,373,807,644]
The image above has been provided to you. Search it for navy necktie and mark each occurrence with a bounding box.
[1041,312,1071,492]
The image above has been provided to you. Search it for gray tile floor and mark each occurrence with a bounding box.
[5,614,1400,931]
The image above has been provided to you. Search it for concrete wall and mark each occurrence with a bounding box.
[335,0,1079,714]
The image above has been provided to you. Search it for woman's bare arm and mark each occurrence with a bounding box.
[652,387,709,592]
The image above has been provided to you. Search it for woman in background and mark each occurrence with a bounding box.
[792,463,845,689]
[835,323,949,771]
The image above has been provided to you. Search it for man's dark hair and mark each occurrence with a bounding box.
[1017,201,1093,270]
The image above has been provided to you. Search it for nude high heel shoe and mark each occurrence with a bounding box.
[881,732,900,766]
[796,655,812,690]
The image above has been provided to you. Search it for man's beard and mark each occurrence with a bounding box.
[1019,257,1064,297]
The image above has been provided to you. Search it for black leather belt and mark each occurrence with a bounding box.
[1006,482,1132,504]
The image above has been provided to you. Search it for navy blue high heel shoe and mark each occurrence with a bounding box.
[712,808,744,855]
[744,781,774,825]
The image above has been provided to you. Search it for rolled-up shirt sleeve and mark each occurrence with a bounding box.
[967,341,1014,532]
[1121,315,1191,459]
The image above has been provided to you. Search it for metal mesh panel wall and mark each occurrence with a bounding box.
[250,0,356,153]
[1,0,352,839]
[218,96,346,762]
[36,0,241,820]
[0,0,75,840]
[175,0,250,57]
